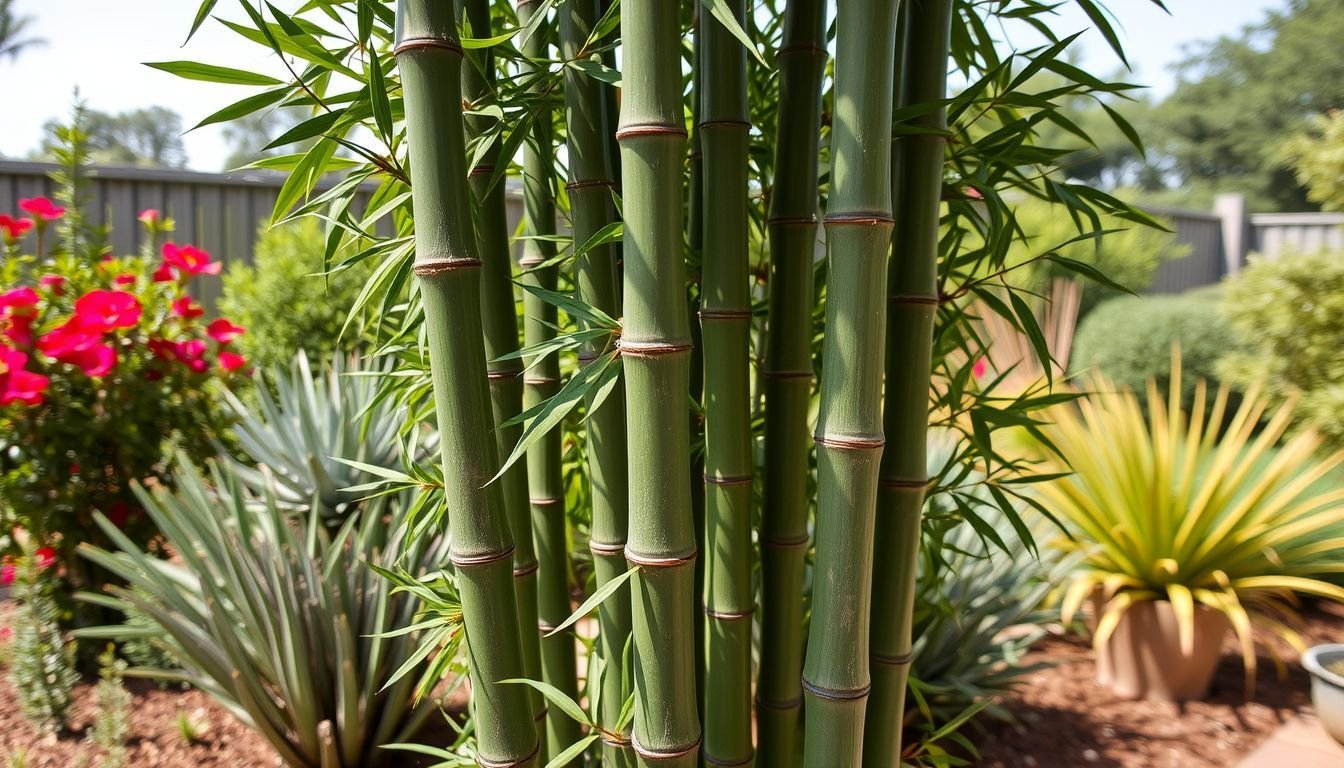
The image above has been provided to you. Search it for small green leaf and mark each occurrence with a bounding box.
[704,0,769,68]
[501,678,592,727]
[193,87,291,130]
[544,734,600,768]
[265,109,345,150]
[145,61,285,86]
[546,566,637,638]
[183,0,219,45]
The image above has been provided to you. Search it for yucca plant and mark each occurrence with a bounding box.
[219,352,422,521]
[1043,358,1344,692]
[76,459,447,768]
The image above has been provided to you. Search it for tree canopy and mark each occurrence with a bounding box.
[35,107,189,169]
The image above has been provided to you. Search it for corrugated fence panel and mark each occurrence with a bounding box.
[1148,208,1224,294]
[1251,213,1344,259]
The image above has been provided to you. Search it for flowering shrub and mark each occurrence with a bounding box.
[0,198,247,612]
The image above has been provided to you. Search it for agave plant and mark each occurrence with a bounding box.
[1041,356,1344,682]
[76,458,449,768]
[220,352,427,521]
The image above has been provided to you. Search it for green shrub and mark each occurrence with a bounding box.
[220,219,370,370]
[9,547,79,733]
[1221,249,1344,448]
[1070,289,1240,411]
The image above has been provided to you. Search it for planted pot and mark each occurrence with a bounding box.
[1094,599,1230,701]
[1302,644,1344,745]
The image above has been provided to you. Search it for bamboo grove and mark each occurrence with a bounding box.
[174,0,1165,764]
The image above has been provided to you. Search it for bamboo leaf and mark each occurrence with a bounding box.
[265,110,346,150]
[193,87,292,130]
[545,566,637,638]
[145,61,285,86]
[492,355,617,482]
[703,0,769,68]
[501,679,592,727]
[367,47,395,143]
[544,734,600,768]
[183,0,218,44]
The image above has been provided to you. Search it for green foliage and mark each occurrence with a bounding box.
[218,351,428,522]
[1145,0,1344,211]
[87,644,131,768]
[36,107,189,169]
[1040,364,1344,688]
[1071,290,1240,411]
[1001,197,1188,315]
[1221,249,1344,449]
[1281,111,1344,213]
[9,548,79,733]
[77,458,447,768]
[0,0,42,61]
[219,219,371,371]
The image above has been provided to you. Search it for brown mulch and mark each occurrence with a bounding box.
[974,601,1344,767]
[0,676,279,767]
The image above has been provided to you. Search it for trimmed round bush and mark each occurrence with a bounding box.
[1070,289,1241,410]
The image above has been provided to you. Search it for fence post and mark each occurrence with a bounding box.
[1214,193,1250,276]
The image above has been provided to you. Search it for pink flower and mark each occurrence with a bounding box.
[161,243,220,278]
[0,288,39,318]
[0,626,12,642]
[217,351,248,372]
[39,274,65,295]
[38,321,117,377]
[207,319,245,344]
[152,263,176,283]
[172,296,204,319]
[0,348,50,406]
[174,339,208,373]
[138,209,161,225]
[18,197,65,222]
[147,338,177,360]
[0,215,34,244]
[972,357,987,380]
[0,564,13,586]
[74,290,142,332]
[114,274,136,287]
[965,185,983,200]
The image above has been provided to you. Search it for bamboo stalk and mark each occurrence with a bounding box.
[617,0,700,764]
[801,0,902,760]
[394,2,538,765]
[559,0,632,764]
[865,2,954,764]
[515,3,581,758]
[457,0,546,746]
[699,1,754,765]
[758,0,827,764]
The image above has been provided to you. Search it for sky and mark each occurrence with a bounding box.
[0,0,1287,172]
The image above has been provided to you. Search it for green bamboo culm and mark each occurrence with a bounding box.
[617,0,701,764]
[698,1,754,766]
[515,2,581,759]
[559,0,633,764]
[456,0,546,746]
[758,0,827,764]
[801,0,902,761]
[393,2,539,765]
[864,2,954,764]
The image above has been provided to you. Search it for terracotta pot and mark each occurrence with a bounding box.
[1302,644,1344,745]
[1094,599,1230,701]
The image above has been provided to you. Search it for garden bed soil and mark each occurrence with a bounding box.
[974,601,1344,767]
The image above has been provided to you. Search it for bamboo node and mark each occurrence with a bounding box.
[705,604,757,620]
[566,178,617,192]
[615,123,689,141]
[529,496,563,507]
[589,539,626,556]
[703,750,756,767]
[474,739,540,768]
[624,546,697,569]
[393,36,464,57]
[601,733,634,748]
[703,473,753,486]
[698,309,753,320]
[761,369,813,380]
[755,693,804,711]
[759,532,809,549]
[630,733,702,761]
[698,119,753,131]
[823,211,896,226]
[617,339,693,358]
[813,433,886,450]
[449,545,517,569]
[486,370,520,381]
[522,375,561,386]
[766,214,819,227]
[870,651,914,667]
[775,43,829,59]
[800,677,872,702]
[413,258,481,277]
[887,293,940,306]
[469,163,495,177]
[512,561,539,578]
[537,619,559,634]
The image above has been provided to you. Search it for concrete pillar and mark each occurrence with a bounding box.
[1214,193,1250,276]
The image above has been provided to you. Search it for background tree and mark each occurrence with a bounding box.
[35,106,189,168]
[0,0,42,61]
[1280,110,1344,212]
